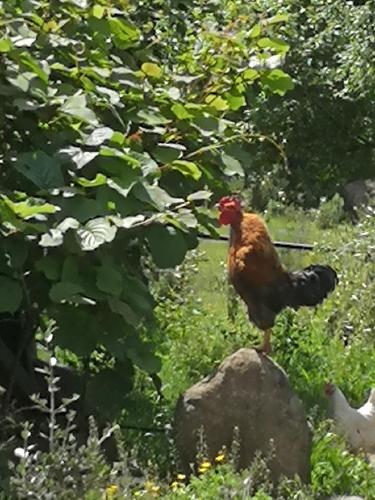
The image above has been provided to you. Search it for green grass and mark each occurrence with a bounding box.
[149,210,375,498]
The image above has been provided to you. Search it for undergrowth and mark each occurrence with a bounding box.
[2,209,375,498]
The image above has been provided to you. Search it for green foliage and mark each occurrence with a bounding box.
[311,422,375,498]
[147,211,375,497]
[239,0,375,206]
[316,194,346,229]
[0,0,293,418]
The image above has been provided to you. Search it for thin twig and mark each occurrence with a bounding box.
[184,132,288,167]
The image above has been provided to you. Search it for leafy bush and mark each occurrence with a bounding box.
[241,0,375,205]
[316,194,346,229]
[0,0,293,419]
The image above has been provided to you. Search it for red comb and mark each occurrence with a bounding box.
[219,196,241,209]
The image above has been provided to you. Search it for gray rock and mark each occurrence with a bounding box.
[174,348,311,482]
[342,179,375,213]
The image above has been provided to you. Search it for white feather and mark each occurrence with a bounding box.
[330,386,375,452]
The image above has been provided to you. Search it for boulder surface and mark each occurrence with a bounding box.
[174,348,311,481]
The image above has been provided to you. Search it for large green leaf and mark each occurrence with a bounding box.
[141,62,162,78]
[54,306,100,356]
[171,103,193,120]
[0,39,12,52]
[96,262,123,296]
[59,146,98,170]
[125,336,161,374]
[58,197,106,222]
[49,282,83,302]
[134,184,183,210]
[16,151,64,189]
[76,173,107,188]
[61,93,98,125]
[147,225,188,268]
[4,237,28,268]
[260,69,294,95]
[258,37,290,54]
[170,160,202,180]
[36,256,61,280]
[221,153,244,177]
[122,273,154,316]
[187,190,212,202]
[85,127,114,146]
[108,18,140,49]
[136,108,171,126]
[18,52,49,84]
[77,217,117,251]
[0,276,23,313]
[153,143,185,163]
[108,297,139,326]
[4,197,57,219]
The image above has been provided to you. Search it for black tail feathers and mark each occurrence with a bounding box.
[287,264,338,309]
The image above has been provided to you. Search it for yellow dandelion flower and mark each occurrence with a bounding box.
[105,484,118,499]
[144,481,154,491]
[151,485,160,493]
[171,481,179,490]
[198,460,211,473]
[215,453,225,463]
[176,473,186,481]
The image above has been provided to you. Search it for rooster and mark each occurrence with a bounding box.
[218,195,338,354]
[324,382,375,454]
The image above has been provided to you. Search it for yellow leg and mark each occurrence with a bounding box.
[255,329,272,356]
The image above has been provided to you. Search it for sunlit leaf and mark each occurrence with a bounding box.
[134,184,183,210]
[4,197,57,219]
[187,190,212,202]
[141,62,162,78]
[39,229,64,248]
[19,52,49,84]
[221,153,244,177]
[205,95,229,111]
[77,217,117,251]
[85,127,114,146]
[243,68,259,81]
[112,214,145,228]
[76,173,107,188]
[0,39,12,52]
[92,4,105,18]
[109,18,140,49]
[171,160,201,180]
[260,69,294,95]
[264,13,289,25]
[249,24,261,38]
[61,93,98,125]
[258,37,290,54]
[137,108,171,125]
[59,146,98,170]
[171,103,193,120]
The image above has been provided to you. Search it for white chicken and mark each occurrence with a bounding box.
[324,382,375,453]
